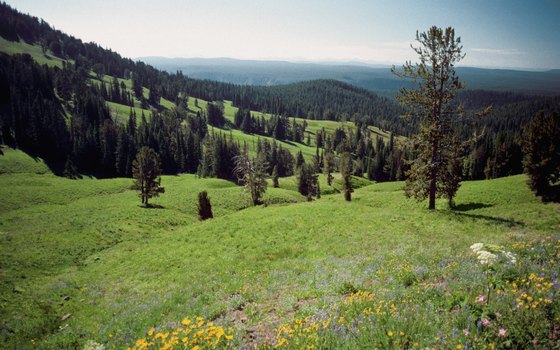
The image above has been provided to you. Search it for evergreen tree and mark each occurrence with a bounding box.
[392,26,465,209]
[441,133,466,207]
[132,146,165,207]
[234,108,243,128]
[272,165,279,188]
[340,152,353,201]
[240,110,253,133]
[197,191,213,220]
[206,102,225,128]
[295,150,305,169]
[233,151,268,206]
[297,162,320,201]
[273,115,287,140]
[323,149,335,186]
[521,112,560,200]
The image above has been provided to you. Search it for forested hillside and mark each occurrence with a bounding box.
[0,1,559,183]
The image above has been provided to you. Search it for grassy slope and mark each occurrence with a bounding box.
[0,40,396,161]
[220,100,395,147]
[0,36,66,68]
[1,148,558,348]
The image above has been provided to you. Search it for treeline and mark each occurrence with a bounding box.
[458,92,560,179]
[1,1,560,185]
[233,108,307,143]
[228,80,407,135]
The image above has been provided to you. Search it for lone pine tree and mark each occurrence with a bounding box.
[132,146,165,207]
[340,152,354,201]
[197,191,214,220]
[392,26,466,209]
[233,151,268,206]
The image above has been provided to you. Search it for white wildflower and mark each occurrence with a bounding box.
[470,243,484,253]
[502,251,517,264]
[470,242,516,266]
[83,340,105,350]
[476,250,498,266]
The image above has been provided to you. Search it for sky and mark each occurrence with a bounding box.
[5,0,560,69]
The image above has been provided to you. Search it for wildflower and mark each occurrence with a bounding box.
[503,251,516,264]
[481,318,491,327]
[498,328,507,337]
[275,337,287,348]
[463,329,469,336]
[477,251,498,266]
[470,243,484,253]
[387,330,394,337]
[456,345,463,350]
[476,295,486,303]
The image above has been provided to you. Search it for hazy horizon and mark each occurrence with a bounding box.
[135,55,559,72]
[5,0,560,70]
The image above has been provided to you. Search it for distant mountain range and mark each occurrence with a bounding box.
[139,57,560,96]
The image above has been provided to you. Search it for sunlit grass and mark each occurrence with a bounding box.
[1,148,558,349]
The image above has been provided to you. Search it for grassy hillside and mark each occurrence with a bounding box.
[0,37,398,165]
[0,36,67,68]
[1,148,558,349]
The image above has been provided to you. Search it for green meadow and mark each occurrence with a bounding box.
[0,37,67,68]
[1,147,558,349]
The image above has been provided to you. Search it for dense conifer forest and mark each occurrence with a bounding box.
[0,2,558,183]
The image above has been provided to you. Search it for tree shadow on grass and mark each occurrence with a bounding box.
[448,211,525,228]
[452,202,493,212]
[141,204,165,209]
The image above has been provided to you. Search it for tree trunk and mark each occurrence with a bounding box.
[429,142,438,210]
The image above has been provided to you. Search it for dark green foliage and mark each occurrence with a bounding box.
[393,27,466,209]
[132,147,164,207]
[272,165,279,188]
[521,112,560,200]
[197,191,213,220]
[340,152,353,201]
[256,139,294,177]
[199,133,240,180]
[295,151,304,169]
[1,1,558,186]
[63,158,80,179]
[297,162,320,201]
[206,101,225,128]
[0,54,70,170]
[233,151,268,206]
[323,149,335,186]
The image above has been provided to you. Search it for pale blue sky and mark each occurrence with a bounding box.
[6,0,560,69]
